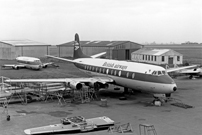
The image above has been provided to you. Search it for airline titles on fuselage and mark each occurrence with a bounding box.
[102,62,128,70]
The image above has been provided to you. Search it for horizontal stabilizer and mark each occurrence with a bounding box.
[91,52,106,58]
[46,55,73,63]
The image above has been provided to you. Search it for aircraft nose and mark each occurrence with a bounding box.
[173,86,177,91]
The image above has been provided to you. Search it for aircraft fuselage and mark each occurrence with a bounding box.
[16,56,43,70]
[73,58,177,94]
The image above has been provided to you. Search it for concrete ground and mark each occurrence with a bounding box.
[0,60,202,135]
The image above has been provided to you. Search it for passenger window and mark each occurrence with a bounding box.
[89,66,91,70]
[114,70,117,76]
[96,67,98,72]
[126,72,129,78]
[103,68,105,73]
[99,68,102,73]
[106,69,109,74]
[132,73,135,78]
[92,67,94,71]
[111,70,113,75]
[118,71,121,76]
[84,65,86,70]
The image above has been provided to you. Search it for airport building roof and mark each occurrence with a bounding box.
[0,39,50,46]
[132,48,183,56]
[57,41,142,47]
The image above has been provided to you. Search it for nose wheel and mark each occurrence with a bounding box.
[152,94,171,106]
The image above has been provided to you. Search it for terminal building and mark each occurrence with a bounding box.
[55,41,143,60]
[0,40,51,59]
[131,48,183,67]
[144,44,202,61]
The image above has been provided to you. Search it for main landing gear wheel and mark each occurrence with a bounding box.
[123,87,129,95]
[189,75,193,79]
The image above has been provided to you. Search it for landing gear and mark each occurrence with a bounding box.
[119,87,129,100]
[152,94,170,106]
[189,75,193,79]
[123,87,128,95]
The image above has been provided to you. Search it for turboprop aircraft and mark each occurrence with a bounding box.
[178,66,202,79]
[4,34,197,100]
[2,56,53,70]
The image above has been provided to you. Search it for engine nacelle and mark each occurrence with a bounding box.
[43,65,47,68]
[94,82,109,89]
[12,66,19,70]
[68,81,83,90]
[84,82,109,90]
[84,82,95,88]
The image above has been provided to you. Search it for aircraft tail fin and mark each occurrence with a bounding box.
[73,33,90,59]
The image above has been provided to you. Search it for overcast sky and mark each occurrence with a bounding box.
[0,0,201,45]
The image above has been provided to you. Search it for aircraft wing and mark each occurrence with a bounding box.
[178,68,201,74]
[91,52,106,58]
[5,77,114,83]
[42,62,54,68]
[166,65,198,73]
[5,77,114,89]
[46,55,73,63]
[2,64,25,69]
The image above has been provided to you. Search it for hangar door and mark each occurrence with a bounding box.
[112,50,125,60]
[125,49,129,60]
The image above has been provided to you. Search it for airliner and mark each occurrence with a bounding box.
[4,34,197,100]
[2,56,53,70]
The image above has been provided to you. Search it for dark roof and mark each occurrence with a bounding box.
[57,41,142,47]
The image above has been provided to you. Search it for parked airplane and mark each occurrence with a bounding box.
[2,56,53,70]
[4,34,197,100]
[178,66,202,79]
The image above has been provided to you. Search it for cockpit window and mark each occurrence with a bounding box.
[158,71,162,75]
[34,60,41,64]
[152,71,157,75]
[152,70,167,76]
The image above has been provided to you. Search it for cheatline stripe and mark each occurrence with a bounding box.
[74,63,173,84]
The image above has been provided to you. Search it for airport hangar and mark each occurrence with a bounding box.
[0,40,51,60]
[0,39,143,61]
[54,41,143,60]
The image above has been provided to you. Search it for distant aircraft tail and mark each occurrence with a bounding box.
[73,33,90,59]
